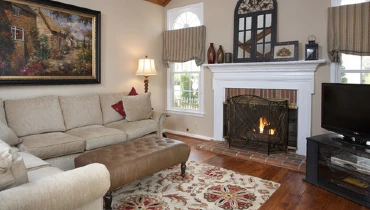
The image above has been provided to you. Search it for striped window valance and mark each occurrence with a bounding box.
[328,2,370,63]
[163,25,206,67]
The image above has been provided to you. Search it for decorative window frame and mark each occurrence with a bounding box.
[11,26,24,41]
[166,2,205,117]
[12,5,20,17]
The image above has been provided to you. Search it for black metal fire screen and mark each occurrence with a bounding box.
[223,95,289,155]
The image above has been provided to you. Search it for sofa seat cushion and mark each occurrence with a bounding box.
[105,119,158,140]
[66,125,127,150]
[18,152,51,171]
[59,95,103,130]
[27,167,63,182]
[5,96,66,137]
[18,132,85,160]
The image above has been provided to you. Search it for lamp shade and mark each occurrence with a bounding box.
[135,56,157,76]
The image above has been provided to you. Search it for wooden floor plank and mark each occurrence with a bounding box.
[165,133,370,210]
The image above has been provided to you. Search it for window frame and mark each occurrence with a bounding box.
[11,26,24,41]
[166,3,205,117]
[330,0,370,83]
[12,5,20,17]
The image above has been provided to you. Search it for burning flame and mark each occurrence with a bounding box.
[258,117,276,135]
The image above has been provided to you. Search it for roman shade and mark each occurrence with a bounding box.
[163,25,206,67]
[328,2,370,62]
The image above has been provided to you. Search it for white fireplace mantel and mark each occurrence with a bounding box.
[204,60,326,156]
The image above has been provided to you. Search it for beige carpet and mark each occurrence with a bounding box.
[112,161,280,210]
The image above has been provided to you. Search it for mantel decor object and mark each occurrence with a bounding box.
[0,0,101,85]
[305,35,318,60]
[225,53,232,63]
[207,43,216,64]
[272,41,299,62]
[217,45,224,63]
[136,56,157,93]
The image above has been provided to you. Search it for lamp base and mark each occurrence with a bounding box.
[144,76,149,93]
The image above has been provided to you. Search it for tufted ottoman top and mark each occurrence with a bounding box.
[74,137,190,191]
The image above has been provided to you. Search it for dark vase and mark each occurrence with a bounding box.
[207,43,216,64]
[217,45,224,63]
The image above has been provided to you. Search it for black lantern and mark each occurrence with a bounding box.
[305,35,318,60]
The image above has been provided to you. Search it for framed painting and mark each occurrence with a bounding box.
[0,0,101,85]
[271,41,298,62]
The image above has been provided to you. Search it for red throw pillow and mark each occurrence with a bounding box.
[111,87,138,118]
[111,100,125,117]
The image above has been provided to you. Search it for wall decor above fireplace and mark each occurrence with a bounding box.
[233,0,277,63]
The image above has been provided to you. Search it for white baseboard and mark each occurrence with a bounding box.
[163,129,214,141]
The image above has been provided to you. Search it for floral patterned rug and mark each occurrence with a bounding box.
[112,161,280,210]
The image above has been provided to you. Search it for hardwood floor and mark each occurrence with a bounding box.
[166,133,370,210]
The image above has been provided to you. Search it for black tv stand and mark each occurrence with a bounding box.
[332,135,370,148]
[306,133,370,208]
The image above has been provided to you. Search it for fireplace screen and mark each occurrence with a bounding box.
[223,95,289,155]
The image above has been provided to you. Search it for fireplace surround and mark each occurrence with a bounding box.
[205,60,325,156]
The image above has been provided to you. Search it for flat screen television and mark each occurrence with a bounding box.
[321,83,370,143]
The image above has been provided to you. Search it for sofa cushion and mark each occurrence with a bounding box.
[100,93,126,124]
[0,123,21,146]
[59,95,103,130]
[5,96,66,137]
[0,140,28,191]
[121,92,152,121]
[66,125,127,150]
[0,98,7,124]
[27,167,63,182]
[18,132,85,159]
[105,119,158,140]
[18,152,51,171]
[111,87,139,118]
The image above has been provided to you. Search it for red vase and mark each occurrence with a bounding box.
[207,43,216,64]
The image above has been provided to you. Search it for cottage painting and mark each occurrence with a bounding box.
[0,0,100,85]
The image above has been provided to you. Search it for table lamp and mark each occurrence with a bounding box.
[135,56,157,93]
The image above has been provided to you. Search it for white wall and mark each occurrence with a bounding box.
[0,0,166,112]
[164,0,330,138]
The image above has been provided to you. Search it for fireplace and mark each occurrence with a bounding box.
[224,95,289,155]
[205,60,325,156]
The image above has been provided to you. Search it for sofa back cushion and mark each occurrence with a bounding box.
[121,92,152,121]
[99,93,126,124]
[0,99,20,146]
[0,99,7,125]
[59,95,103,130]
[5,96,66,137]
[0,140,28,191]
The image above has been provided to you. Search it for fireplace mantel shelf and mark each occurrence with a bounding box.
[206,59,326,156]
[203,59,326,72]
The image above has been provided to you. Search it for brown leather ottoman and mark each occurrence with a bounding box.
[74,137,190,210]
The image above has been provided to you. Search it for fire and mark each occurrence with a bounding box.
[258,117,276,135]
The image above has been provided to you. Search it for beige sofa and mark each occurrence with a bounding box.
[0,92,166,210]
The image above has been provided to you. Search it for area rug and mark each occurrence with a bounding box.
[112,161,280,210]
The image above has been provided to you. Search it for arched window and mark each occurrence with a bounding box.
[166,3,204,116]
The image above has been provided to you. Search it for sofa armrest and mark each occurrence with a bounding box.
[152,111,167,137]
[0,163,110,210]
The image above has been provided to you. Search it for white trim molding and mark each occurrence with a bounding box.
[204,60,326,156]
[164,129,213,141]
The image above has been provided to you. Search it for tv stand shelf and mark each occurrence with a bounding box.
[305,133,370,208]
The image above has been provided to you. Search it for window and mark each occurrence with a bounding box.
[12,5,20,17]
[166,3,204,116]
[11,26,24,41]
[331,0,370,84]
